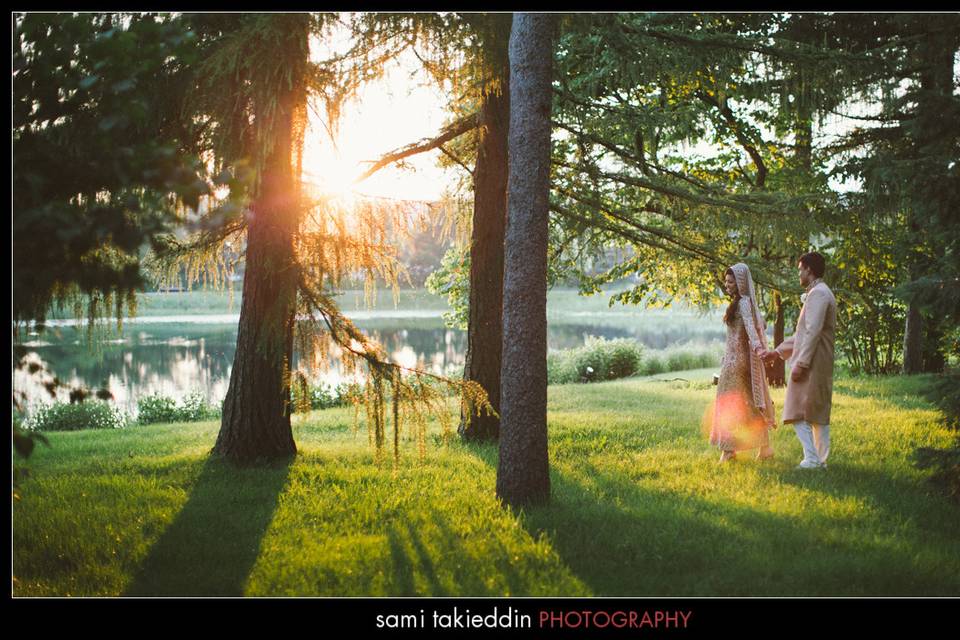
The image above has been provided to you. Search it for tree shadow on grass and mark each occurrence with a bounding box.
[384,508,526,596]
[459,439,960,596]
[833,375,941,412]
[125,456,292,596]
[778,462,960,543]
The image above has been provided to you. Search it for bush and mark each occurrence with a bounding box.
[27,401,130,431]
[547,336,643,384]
[650,343,724,376]
[137,391,220,425]
[665,349,718,372]
[291,380,351,412]
[547,351,579,385]
[136,393,177,424]
[639,354,665,376]
[177,391,221,422]
[548,340,725,385]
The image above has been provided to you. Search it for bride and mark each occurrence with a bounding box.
[709,263,776,462]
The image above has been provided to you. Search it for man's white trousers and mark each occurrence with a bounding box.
[792,420,830,468]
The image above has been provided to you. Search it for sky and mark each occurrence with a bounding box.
[301,47,461,204]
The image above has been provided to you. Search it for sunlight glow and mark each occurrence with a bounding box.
[702,391,768,451]
[303,45,458,204]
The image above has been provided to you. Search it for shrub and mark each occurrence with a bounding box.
[547,351,579,385]
[176,391,221,422]
[27,401,130,431]
[639,355,665,376]
[548,336,643,384]
[546,339,726,385]
[136,393,177,424]
[137,391,221,425]
[653,343,724,375]
[291,380,351,412]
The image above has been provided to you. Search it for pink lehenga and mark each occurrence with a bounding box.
[708,263,776,454]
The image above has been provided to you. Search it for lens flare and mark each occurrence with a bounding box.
[703,390,768,451]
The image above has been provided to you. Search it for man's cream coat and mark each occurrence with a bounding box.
[775,280,837,425]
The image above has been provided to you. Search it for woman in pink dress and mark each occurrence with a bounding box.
[710,263,776,462]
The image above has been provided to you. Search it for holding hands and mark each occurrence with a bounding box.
[760,349,779,364]
[758,347,808,382]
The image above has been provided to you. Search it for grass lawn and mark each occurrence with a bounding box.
[13,370,959,597]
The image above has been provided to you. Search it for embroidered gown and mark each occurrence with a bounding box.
[710,297,776,452]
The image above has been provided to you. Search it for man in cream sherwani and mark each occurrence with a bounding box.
[763,252,837,469]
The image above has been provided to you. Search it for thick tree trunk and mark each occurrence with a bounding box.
[903,300,923,374]
[497,13,554,508]
[767,291,786,387]
[213,75,303,465]
[459,84,509,441]
[922,320,946,373]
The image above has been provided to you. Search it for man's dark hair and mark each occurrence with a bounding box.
[799,251,826,278]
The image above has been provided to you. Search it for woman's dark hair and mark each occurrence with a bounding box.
[723,268,740,325]
[799,251,826,278]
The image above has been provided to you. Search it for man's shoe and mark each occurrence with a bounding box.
[796,460,824,470]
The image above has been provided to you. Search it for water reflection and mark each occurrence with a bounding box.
[15,314,726,416]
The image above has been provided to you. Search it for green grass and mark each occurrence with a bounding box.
[13,370,959,596]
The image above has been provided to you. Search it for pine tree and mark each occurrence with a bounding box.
[159,14,495,465]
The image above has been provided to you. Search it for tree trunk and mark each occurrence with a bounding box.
[903,300,923,374]
[459,84,509,442]
[922,318,946,373]
[213,55,304,465]
[497,13,554,508]
[767,291,786,387]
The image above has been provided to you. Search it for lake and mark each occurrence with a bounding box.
[14,290,729,416]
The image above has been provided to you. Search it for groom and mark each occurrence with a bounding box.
[763,252,837,470]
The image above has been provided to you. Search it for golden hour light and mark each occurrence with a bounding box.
[15,11,960,607]
[302,48,457,204]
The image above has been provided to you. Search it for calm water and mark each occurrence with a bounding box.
[14,312,726,416]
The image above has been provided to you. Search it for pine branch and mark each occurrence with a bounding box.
[437,144,475,177]
[552,118,721,195]
[552,188,732,269]
[625,24,902,68]
[553,158,798,218]
[354,111,481,183]
[695,89,767,188]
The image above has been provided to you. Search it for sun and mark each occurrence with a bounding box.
[300,47,459,205]
[301,140,360,203]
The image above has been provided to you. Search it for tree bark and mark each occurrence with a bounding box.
[903,300,923,374]
[497,13,554,508]
[213,45,304,465]
[922,319,946,373]
[459,83,509,441]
